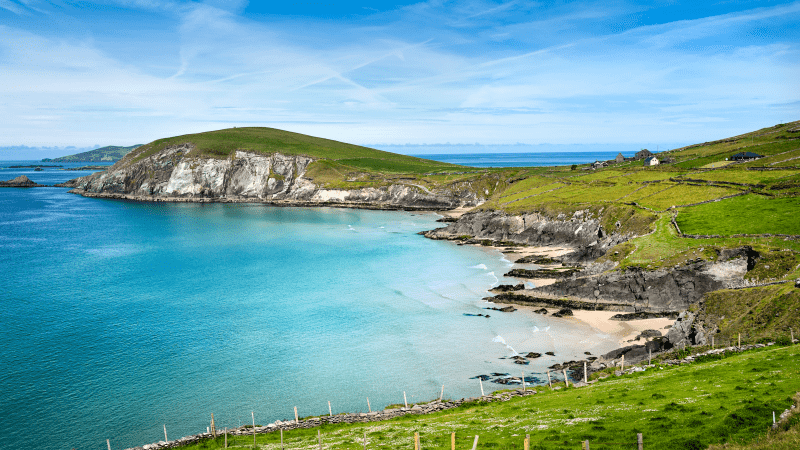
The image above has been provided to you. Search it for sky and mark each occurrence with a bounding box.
[1,0,799,157]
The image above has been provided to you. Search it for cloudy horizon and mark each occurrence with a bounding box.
[1,0,798,157]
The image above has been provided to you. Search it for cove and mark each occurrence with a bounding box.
[0,186,617,450]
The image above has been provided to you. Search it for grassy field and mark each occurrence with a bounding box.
[176,344,800,450]
[677,195,800,236]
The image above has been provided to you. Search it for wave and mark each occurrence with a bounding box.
[492,335,520,356]
[470,263,488,270]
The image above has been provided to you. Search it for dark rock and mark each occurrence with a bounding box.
[505,268,580,279]
[587,356,598,361]
[0,175,39,187]
[470,375,492,380]
[436,217,458,223]
[515,255,558,264]
[795,279,800,289]
[552,308,573,318]
[534,308,548,314]
[492,283,525,292]
[490,372,509,377]
[610,311,680,321]
[545,351,555,356]
[486,305,517,312]
[584,351,592,355]
[525,352,542,358]
[639,329,662,338]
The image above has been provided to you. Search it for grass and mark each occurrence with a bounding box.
[173,345,800,450]
[124,127,462,174]
[676,194,800,236]
[699,284,800,343]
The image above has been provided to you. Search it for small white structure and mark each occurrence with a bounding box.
[643,156,659,167]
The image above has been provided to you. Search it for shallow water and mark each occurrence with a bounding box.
[0,163,616,450]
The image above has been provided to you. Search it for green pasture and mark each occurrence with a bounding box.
[174,345,800,450]
[676,195,800,236]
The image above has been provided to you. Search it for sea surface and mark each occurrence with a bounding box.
[0,161,618,450]
[409,151,632,167]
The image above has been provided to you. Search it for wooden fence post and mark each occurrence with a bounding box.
[583,439,590,450]
[712,336,714,349]
[522,371,526,391]
[328,400,332,416]
[584,362,588,383]
[451,432,456,450]
[563,368,569,388]
[367,397,371,413]
[414,432,420,450]
[547,371,552,388]
[294,406,299,423]
[281,428,284,450]
[404,391,408,408]
[440,385,444,401]
[318,429,322,450]
[637,433,643,450]
[621,354,625,371]
[738,333,741,347]
[364,430,368,450]
[211,413,216,437]
[791,328,794,343]
[224,428,227,449]
[480,378,485,396]
[649,349,652,365]
[471,435,479,450]
[252,411,256,447]
[106,439,111,450]
[524,434,530,450]
[163,424,168,442]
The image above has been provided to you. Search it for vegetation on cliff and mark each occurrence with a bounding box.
[43,144,141,162]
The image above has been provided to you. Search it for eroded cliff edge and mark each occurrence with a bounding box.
[61,144,484,209]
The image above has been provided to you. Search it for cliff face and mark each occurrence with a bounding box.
[423,209,628,262]
[534,258,749,312]
[63,145,481,209]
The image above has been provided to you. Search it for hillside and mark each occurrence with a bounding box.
[173,343,800,450]
[63,127,521,209]
[43,144,141,162]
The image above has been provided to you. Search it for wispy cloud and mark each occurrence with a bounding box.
[0,0,798,149]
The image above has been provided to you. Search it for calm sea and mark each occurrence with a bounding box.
[414,151,630,167]
[0,160,617,450]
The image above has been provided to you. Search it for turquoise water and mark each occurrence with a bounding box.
[0,164,617,450]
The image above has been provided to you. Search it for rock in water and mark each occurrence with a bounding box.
[0,175,38,187]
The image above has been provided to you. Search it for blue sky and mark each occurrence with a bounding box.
[1,0,798,154]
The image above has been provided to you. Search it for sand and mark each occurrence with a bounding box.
[570,310,674,348]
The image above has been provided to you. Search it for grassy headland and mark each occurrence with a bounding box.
[43,144,141,162]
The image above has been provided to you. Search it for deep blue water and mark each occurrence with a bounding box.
[412,152,631,167]
[0,161,617,450]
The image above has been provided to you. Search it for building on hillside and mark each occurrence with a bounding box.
[635,149,653,160]
[615,153,625,163]
[730,152,763,161]
[660,156,675,164]
[592,161,608,170]
[643,156,659,167]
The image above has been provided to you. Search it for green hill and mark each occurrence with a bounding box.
[43,145,141,162]
[124,127,461,174]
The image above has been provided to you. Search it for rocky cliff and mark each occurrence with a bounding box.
[533,256,751,312]
[423,209,628,262]
[62,145,482,209]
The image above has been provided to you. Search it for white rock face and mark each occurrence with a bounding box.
[67,146,480,209]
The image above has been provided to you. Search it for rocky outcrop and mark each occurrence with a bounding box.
[0,175,39,187]
[62,145,482,209]
[423,209,628,262]
[533,257,750,312]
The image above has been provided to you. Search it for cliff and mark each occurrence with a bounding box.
[63,145,483,209]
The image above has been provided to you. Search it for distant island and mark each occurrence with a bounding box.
[42,144,141,162]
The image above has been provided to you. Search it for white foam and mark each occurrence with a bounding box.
[470,264,488,270]
[492,335,519,356]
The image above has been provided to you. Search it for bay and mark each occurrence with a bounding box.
[0,162,617,450]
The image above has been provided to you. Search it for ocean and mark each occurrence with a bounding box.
[0,159,617,450]
[411,151,631,168]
